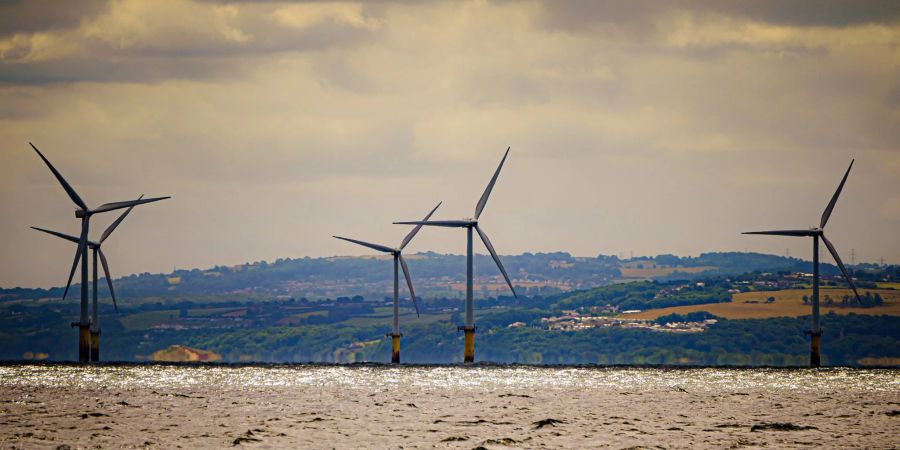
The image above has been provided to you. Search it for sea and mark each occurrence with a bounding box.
[1,364,898,448]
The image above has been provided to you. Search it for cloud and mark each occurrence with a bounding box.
[704,0,900,28]
[0,0,898,287]
[82,0,253,51]
[0,0,383,84]
[534,0,900,35]
[0,0,107,38]
[271,2,380,30]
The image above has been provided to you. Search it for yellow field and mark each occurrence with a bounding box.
[876,282,900,289]
[619,266,717,279]
[623,288,900,320]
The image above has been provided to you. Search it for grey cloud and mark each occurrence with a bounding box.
[0,0,107,38]
[0,56,258,85]
[0,31,377,86]
[534,0,900,34]
[0,1,382,85]
[535,0,663,31]
[114,14,380,58]
[706,0,900,27]
[673,44,830,62]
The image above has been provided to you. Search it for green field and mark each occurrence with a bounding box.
[187,307,243,317]
[119,310,181,330]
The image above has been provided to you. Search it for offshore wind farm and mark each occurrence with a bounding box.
[5,144,899,448]
[1,1,899,449]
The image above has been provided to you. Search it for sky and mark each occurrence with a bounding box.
[1,0,899,288]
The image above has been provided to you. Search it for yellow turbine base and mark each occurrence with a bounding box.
[464,329,475,363]
[78,326,90,363]
[391,335,401,364]
[90,332,100,362]
[810,333,821,367]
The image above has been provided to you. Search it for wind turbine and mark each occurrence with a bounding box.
[743,160,861,367]
[333,202,441,363]
[31,197,141,362]
[395,147,517,363]
[31,143,169,362]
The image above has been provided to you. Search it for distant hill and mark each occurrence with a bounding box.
[0,251,885,303]
[2,265,898,365]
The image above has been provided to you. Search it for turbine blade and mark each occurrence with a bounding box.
[31,226,80,244]
[475,225,517,298]
[30,142,88,210]
[820,160,853,228]
[821,234,861,304]
[98,249,118,313]
[63,222,88,301]
[474,147,510,220]
[393,220,471,228]
[92,196,169,214]
[399,201,442,250]
[100,194,143,243]
[742,230,815,237]
[332,236,395,253]
[398,254,419,317]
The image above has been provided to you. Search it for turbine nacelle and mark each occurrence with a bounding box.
[393,219,477,228]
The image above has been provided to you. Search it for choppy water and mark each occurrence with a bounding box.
[1,364,898,448]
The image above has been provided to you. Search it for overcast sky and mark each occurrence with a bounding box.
[1,0,899,288]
